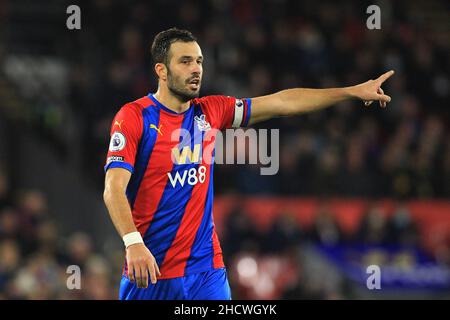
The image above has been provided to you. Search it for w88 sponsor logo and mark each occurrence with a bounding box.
[167,165,207,188]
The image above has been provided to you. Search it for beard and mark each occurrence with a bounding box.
[167,68,201,102]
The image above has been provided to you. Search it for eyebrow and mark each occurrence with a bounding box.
[178,56,203,61]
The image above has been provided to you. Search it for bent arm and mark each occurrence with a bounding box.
[249,70,394,125]
[103,167,136,237]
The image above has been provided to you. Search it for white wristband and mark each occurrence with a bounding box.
[123,231,144,248]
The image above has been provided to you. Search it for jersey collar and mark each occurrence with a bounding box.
[148,93,192,115]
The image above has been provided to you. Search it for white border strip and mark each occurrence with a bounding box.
[232,99,244,128]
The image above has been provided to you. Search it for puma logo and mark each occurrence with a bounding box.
[114,120,124,130]
[150,124,163,136]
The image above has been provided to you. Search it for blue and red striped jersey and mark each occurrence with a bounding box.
[104,93,252,279]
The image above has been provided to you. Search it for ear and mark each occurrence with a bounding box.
[154,63,167,81]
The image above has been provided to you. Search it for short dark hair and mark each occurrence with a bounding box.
[151,28,197,66]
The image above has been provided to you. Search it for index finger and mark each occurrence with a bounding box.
[377,70,395,83]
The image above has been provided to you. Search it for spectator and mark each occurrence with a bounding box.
[309,203,344,246]
[264,211,303,254]
[386,203,419,246]
[355,203,389,245]
[222,207,262,259]
[0,240,21,295]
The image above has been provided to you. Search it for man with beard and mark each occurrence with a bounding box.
[103,28,394,300]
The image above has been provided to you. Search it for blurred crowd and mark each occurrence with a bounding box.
[1,1,448,197]
[2,164,448,299]
[59,0,449,198]
[1,0,449,300]
[0,167,122,299]
[223,200,450,299]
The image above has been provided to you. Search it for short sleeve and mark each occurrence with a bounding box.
[104,103,143,174]
[197,95,252,130]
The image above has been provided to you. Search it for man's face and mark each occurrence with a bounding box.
[165,41,203,102]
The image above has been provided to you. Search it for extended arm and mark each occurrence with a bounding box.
[249,70,394,125]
